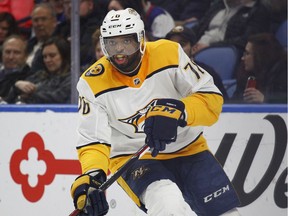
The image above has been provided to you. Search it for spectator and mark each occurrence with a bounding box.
[231,33,287,103]
[0,35,30,103]
[108,0,175,40]
[56,0,104,70]
[6,36,71,104]
[0,12,19,61]
[42,0,66,25]
[150,0,211,25]
[92,0,110,23]
[82,27,104,70]
[92,28,104,62]
[166,25,229,100]
[262,0,287,32]
[27,3,58,74]
[142,0,175,39]
[191,0,270,56]
[107,0,123,10]
[0,0,34,37]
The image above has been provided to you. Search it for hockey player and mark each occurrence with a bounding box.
[70,8,240,216]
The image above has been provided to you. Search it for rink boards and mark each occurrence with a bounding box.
[0,104,287,216]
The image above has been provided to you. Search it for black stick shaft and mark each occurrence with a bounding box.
[99,143,149,190]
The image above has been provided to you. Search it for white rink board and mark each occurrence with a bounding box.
[0,106,287,216]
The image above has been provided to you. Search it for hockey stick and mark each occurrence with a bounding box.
[69,143,149,216]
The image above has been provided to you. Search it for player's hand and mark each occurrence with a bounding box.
[71,170,109,216]
[144,99,187,157]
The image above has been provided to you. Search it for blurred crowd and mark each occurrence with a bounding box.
[0,0,286,104]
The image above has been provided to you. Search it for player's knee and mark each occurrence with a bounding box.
[141,179,191,216]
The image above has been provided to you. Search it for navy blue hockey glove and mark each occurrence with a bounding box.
[71,170,109,216]
[144,99,187,157]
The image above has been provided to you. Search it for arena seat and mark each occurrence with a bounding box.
[275,19,287,48]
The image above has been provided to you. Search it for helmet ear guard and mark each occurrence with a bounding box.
[139,30,146,55]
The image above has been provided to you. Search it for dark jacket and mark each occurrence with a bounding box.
[192,0,271,53]
[259,56,287,103]
[55,10,102,69]
[27,37,45,74]
[6,69,71,104]
[0,64,31,100]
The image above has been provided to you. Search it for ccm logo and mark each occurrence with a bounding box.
[109,24,121,28]
[151,105,176,114]
[203,185,230,203]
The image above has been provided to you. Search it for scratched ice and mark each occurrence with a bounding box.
[20,147,47,187]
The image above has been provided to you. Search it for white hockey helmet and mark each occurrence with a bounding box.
[100,8,146,59]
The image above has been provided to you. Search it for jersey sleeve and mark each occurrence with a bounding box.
[174,44,224,127]
[76,78,111,174]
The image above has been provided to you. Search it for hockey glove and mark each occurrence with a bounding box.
[71,170,109,216]
[144,99,187,157]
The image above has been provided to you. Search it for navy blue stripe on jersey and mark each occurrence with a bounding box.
[76,142,111,149]
[94,86,128,98]
[146,64,178,79]
[197,91,224,97]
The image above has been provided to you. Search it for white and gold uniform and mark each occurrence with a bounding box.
[76,39,223,176]
[72,8,241,215]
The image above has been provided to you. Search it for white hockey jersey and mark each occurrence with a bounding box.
[76,39,223,174]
